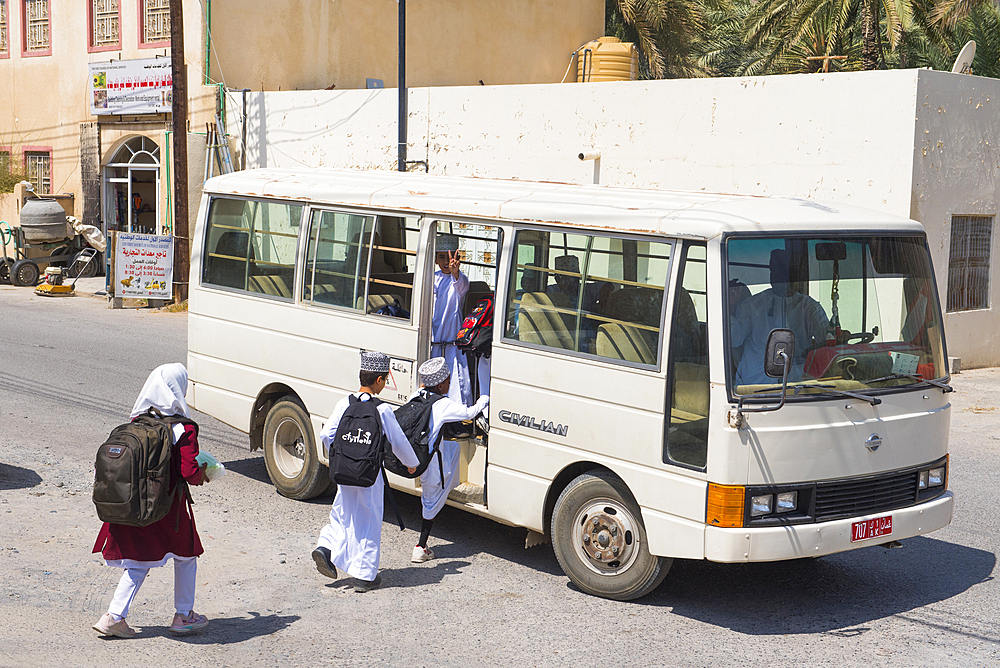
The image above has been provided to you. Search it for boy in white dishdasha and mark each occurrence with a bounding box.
[409,357,489,563]
[311,351,418,592]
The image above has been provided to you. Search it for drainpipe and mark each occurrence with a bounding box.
[397,0,406,172]
[204,0,212,86]
[241,88,250,170]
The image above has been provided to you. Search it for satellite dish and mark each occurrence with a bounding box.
[951,40,976,74]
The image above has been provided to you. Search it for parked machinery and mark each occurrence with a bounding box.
[0,197,100,287]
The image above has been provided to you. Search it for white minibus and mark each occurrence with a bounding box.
[188,169,953,600]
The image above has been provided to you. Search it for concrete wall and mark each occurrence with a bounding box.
[209,0,604,91]
[912,69,1000,368]
[231,69,1000,366]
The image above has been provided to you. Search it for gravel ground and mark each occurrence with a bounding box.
[0,282,998,667]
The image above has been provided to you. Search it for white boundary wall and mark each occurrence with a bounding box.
[229,69,1000,367]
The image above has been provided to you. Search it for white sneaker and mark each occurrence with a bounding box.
[411,544,434,563]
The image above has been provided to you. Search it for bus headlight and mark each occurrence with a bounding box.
[776,491,798,513]
[928,467,945,487]
[918,471,929,489]
[750,494,773,517]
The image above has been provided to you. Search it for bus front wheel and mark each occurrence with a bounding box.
[262,398,329,500]
[551,471,671,601]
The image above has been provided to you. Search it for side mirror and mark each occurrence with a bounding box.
[764,329,795,378]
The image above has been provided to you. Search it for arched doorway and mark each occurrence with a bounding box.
[103,136,161,235]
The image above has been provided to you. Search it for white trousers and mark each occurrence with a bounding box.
[107,556,197,620]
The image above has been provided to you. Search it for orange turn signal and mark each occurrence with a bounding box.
[706,483,745,528]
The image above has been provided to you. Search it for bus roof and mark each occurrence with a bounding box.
[203,168,924,239]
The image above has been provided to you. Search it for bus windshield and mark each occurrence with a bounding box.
[726,235,946,396]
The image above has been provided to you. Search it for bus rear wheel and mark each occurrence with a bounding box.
[551,471,671,601]
[262,397,329,500]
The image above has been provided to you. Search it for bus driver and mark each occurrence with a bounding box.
[729,249,829,387]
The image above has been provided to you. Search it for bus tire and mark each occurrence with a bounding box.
[551,471,671,601]
[262,397,328,500]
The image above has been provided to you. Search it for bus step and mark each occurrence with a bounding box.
[448,482,484,506]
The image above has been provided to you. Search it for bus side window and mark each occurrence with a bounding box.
[246,201,299,299]
[202,198,254,291]
[665,242,709,470]
[302,210,374,310]
[367,216,420,318]
[505,230,671,366]
[202,198,299,300]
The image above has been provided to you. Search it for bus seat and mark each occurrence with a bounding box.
[465,281,492,315]
[518,292,575,351]
[369,232,393,275]
[359,293,405,314]
[309,283,337,303]
[596,323,657,364]
[672,287,705,364]
[605,287,662,328]
[207,230,251,288]
[672,362,710,418]
[248,274,292,298]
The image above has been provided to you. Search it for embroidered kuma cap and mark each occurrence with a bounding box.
[419,357,451,387]
[554,255,580,274]
[436,233,459,253]
[360,351,391,373]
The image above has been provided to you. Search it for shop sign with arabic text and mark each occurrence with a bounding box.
[89,57,172,116]
[115,232,173,299]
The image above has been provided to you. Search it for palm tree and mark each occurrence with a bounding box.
[741,0,917,72]
[606,0,708,78]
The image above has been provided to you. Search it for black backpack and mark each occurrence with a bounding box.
[329,394,387,487]
[375,298,411,319]
[93,408,197,527]
[385,390,446,479]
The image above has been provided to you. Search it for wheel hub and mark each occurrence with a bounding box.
[581,511,626,564]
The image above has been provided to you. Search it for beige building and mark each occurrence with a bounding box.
[0,0,604,267]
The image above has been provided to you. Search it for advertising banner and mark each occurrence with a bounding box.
[114,232,173,299]
[89,57,172,116]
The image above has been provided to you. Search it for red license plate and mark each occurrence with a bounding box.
[851,515,892,542]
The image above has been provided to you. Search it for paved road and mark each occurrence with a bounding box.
[0,284,998,667]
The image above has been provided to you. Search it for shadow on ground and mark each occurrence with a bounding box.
[632,535,996,637]
[222,456,272,485]
[0,462,43,490]
[124,611,300,644]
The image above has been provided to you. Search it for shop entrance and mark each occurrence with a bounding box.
[103,136,161,235]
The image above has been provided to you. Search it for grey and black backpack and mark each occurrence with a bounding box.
[93,408,197,527]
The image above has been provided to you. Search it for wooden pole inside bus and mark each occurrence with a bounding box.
[171,0,190,302]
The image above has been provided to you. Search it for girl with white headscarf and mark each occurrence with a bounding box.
[92,363,211,638]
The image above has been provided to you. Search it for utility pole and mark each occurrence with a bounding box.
[170,0,189,302]
[397,0,406,172]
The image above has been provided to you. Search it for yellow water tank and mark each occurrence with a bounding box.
[577,37,638,82]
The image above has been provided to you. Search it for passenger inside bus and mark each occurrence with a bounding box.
[729,249,829,386]
[546,255,612,351]
[431,233,473,406]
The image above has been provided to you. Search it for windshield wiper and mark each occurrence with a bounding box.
[752,383,881,406]
[868,373,954,393]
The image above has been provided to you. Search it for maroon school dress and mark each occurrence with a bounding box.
[93,423,205,562]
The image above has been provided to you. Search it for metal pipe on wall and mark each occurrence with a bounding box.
[398,0,407,172]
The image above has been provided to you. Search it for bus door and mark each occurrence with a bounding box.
[418,220,504,503]
[488,229,675,529]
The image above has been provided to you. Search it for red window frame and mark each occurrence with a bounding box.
[137,0,169,49]
[20,0,51,58]
[22,146,53,194]
[0,0,11,59]
[88,0,121,53]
